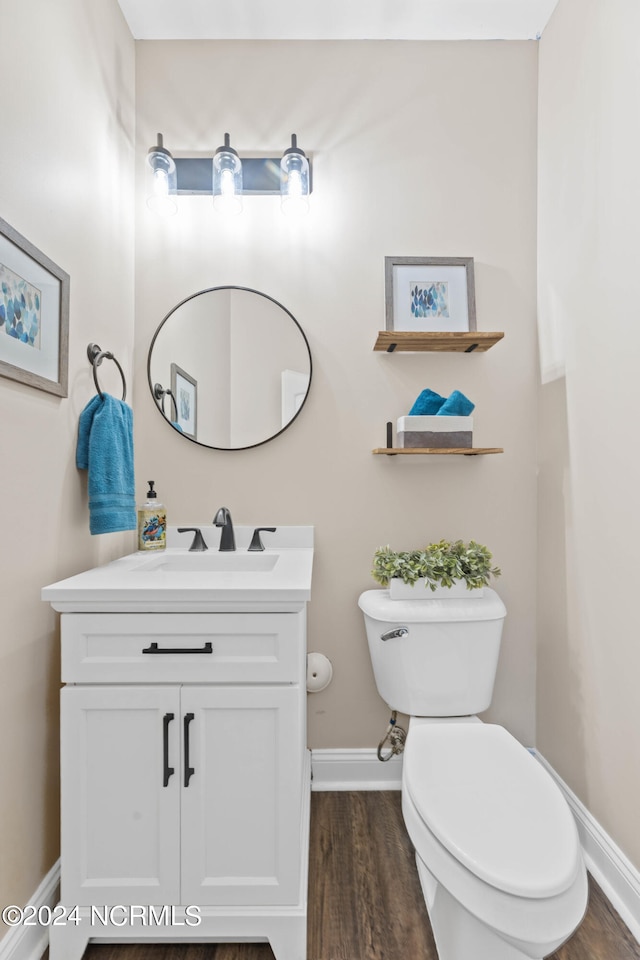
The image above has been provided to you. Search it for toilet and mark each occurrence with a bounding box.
[358,587,587,960]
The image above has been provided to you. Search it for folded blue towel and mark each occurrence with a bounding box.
[437,390,475,417]
[409,388,446,416]
[76,394,136,535]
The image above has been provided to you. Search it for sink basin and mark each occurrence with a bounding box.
[136,552,279,574]
[41,526,313,608]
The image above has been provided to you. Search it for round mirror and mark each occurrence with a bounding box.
[147,286,312,450]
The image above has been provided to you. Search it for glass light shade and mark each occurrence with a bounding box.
[213,134,243,215]
[146,134,177,217]
[280,135,310,217]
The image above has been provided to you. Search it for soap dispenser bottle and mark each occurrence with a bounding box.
[138,481,167,551]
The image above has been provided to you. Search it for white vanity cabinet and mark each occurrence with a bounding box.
[60,613,304,907]
[43,530,313,960]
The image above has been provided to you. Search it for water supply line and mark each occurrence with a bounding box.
[377,711,407,762]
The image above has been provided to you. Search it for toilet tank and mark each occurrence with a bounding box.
[358,588,507,716]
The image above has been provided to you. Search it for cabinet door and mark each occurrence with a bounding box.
[61,685,181,905]
[180,685,303,906]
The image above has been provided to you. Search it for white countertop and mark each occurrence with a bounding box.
[42,526,314,612]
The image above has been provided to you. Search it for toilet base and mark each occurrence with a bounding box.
[415,855,571,960]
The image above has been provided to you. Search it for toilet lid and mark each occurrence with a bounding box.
[404,723,580,898]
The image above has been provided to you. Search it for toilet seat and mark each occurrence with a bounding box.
[404,722,580,898]
[401,722,588,953]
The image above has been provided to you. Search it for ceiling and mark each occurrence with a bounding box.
[116,0,559,41]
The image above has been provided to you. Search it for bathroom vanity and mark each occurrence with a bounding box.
[42,526,313,960]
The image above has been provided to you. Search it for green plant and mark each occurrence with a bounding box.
[372,539,501,591]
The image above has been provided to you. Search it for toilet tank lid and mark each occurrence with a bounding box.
[358,587,506,623]
[404,723,582,898]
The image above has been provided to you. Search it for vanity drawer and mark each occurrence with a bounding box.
[61,612,304,684]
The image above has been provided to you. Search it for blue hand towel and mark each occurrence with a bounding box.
[437,390,475,417]
[76,394,136,535]
[409,388,446,416]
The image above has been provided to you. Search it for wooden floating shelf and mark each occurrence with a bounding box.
[373,448,504,456]
[373,331,504,353]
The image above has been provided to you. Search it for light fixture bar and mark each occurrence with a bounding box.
[174,156,310,196]
[173,158,215,195]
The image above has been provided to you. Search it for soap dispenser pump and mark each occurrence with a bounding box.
[138,481,167,551]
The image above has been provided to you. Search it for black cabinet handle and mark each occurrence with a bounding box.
[162,712,175,787]
[184,713,195,787]
[142,642,213,655]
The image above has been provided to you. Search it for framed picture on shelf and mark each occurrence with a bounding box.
[0,216,69,396]
[385,256,476,333]
[171,362,197,440]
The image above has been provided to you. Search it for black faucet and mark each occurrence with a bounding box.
[213,507,236,551]
[177,527,208,552]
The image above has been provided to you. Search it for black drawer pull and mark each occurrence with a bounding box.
[142,641,213,655]
[162,712,175,787]
[184,713,195,787]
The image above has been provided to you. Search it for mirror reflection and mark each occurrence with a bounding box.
[147,286,312,450]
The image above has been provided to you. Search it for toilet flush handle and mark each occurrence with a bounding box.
[380,626,409,642]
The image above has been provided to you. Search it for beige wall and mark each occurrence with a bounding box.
[538,0,640,868]
[0,0,135,934]
[134,40,539,750]
[3,0,638,934]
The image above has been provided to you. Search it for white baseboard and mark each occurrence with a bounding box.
[535,751,640,944]
[311,748,402,791]
[0,860,60,960]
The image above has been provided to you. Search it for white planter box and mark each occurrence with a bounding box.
[389,578,484,600]
[397,415,473,449]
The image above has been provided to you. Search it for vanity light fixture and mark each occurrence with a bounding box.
[280,135,310,216]
[145,132,312,216]
[213,133,243,215]
[146,134,177,217]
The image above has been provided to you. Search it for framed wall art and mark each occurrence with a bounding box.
[0,216,69,396]
[385,256,476,333]
[171,362,197,440]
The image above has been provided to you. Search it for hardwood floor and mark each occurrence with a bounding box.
[70,791,639,960]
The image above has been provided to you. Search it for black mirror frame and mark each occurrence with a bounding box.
[147,285,312,451]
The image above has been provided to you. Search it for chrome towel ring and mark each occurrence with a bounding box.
[87,343,126,402]
[153,382,177,419]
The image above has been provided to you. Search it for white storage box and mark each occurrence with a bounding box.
[389,577,483,599]
[397,415,473,449]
